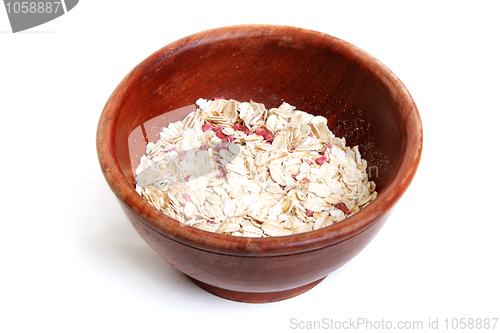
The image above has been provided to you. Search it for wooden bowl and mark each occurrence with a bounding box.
[96,25,423,303]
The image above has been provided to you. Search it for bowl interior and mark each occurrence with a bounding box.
[113,27,406,195]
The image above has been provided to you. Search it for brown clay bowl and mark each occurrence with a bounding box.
[96,24,422,303]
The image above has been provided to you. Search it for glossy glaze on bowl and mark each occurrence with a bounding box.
[97,24,422,303]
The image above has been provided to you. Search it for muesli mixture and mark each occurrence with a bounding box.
[135,98,377,237]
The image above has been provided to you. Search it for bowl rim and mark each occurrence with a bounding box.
[96,24,423,257]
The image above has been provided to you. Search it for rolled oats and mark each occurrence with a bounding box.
[135,98,377,237]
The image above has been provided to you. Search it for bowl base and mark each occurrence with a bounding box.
[187,276,327,303]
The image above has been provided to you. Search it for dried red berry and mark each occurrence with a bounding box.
[325,143,333,149]
[336,202,352,215]
[264,133,273,141]
[181,193,191,201]
[202,123,213,131]
[214,142,230,151]
[306,209,314,217]
[315,156,327,165]
[199,143,209,151]
[255,127,268,136]
[216,130,226,139]
[232,124,241,131]
[243,128,252,135]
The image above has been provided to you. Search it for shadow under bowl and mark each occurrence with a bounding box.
[96,24,423,303]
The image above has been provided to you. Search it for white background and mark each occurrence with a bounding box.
[1,1,499,332]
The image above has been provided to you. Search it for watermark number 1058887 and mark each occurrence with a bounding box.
[5,2,62,14]
[3,0,79,33]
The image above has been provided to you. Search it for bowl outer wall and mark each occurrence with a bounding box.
[96,24,423,257]
[121,197,393,293]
